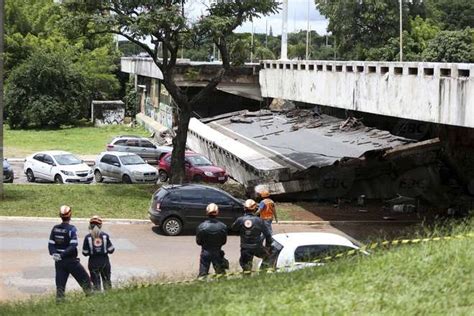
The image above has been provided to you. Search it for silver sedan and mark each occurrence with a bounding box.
[94,152,158,184]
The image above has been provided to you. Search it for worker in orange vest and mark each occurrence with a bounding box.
[256,190,278,235]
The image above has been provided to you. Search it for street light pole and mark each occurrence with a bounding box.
[305,0,310,60]
[399,0,403,62]
[280,0,288,60]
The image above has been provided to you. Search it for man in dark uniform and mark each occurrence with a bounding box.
[231,199,273,273]
[48,205,91,300]
[82,215,115,291]
[196,203,228,277]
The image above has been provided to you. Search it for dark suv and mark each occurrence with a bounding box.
[149,184,244,236]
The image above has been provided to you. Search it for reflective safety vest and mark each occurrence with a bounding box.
[259,198,275,220]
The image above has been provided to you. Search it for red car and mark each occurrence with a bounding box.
[158,152,228,184]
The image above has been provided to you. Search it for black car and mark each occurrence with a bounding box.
[3,159,14,183]
[149,184,244,236]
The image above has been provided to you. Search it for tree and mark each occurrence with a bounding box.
[4,0,120,124]
[426,0,474,31]
[63,0,278,184]
[315,0,424,60]
[422,29,474,63]
[5,49,86,128]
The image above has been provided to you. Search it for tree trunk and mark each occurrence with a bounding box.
[170,106,191,184]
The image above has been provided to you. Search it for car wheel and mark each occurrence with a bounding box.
[158,170,168,182]
[162,217,183,236]
[193,174,203,183]
[54,174,64,184]
[26,169,35,183]
[6,178,13,183]
[94,170,103,183]
[122,174,132,184]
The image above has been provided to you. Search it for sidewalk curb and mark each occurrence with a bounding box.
[0,216,422,225]
[0,216,151,224]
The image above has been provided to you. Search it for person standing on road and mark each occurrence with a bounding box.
[256,190,278,235]
[48,205,92,301]
[196,203,229,277]
[231,199,273,273]
[82,216,115,292]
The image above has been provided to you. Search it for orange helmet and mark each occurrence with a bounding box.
[89,215,103,227]
[59,205,72,219]
[259,190,270,198]
[244,199,257,211]
[206,203,219,216]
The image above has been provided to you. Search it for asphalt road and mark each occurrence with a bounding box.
[0,218,338,302]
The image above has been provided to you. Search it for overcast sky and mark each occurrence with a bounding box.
[187,0,329,35]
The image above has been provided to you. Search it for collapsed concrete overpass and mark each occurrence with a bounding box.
[259,60,473,128]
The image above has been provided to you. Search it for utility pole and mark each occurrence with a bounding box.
[399,0,403,62]
[265,20,268,49]
[0,0,4,199]
[250,20,254,63]
[280,0,288,60]
[305,0,310,60]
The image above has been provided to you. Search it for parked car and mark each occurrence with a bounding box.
[158,152,228,184]
[258,232,367,272]
[106,135,172,163]
[3,159,14,183]
[148,184,244,236]
[23,151,93,184]
[94,152,159,184]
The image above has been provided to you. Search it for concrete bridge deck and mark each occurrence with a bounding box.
[260,60,474,128]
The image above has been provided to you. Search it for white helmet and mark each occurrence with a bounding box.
[206,203,219,216]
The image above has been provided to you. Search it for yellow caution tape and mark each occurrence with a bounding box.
[155,232,474,287]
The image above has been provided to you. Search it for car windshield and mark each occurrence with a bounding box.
[294,245,355,263]
[120,155,145,165]
[187,155,213,166]
[54,154,82,165]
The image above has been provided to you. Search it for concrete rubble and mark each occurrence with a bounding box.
[186,107,473,209]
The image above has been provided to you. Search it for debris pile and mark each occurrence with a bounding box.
[284,108,322,131]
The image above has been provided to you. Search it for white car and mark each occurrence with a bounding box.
[258,232,366,272]
[24,151,93,184]
[94,152,158,184]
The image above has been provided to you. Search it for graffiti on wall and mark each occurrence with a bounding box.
[93,101,126,126]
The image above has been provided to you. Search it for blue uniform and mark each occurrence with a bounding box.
[48,222,91,299]
[82,232,115,291]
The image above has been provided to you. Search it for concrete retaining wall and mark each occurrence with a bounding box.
[260,61,474,128]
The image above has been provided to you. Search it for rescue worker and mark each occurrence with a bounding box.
[231,199,272,273]
[48,205,91,300]
[82,215,115,291]
[196,203,228,277]
[256,190,278,235]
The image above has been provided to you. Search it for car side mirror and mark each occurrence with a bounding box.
[113,162,120,167]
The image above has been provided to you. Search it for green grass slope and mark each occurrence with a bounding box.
[1,221,472,315]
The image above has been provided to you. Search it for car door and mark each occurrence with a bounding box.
[99,154,112,178]
[179,188,208,226]
[125,139,141,156]
[204,189,242,226]
[108,155,122,180]
[42,155,56,181]
[30,154,45,179]
[139,139,158,160]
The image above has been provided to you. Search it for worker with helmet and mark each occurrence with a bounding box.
[196,203,229,277]
[256,189,278,235]
[48,205,92,300]
[82,215,115,291]
[231,199,272,273]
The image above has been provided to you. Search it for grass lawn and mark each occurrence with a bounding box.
[0,184,156,219]
[1,220,472,315]
[0,184,294,220]
[3,125,150,158]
